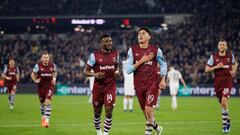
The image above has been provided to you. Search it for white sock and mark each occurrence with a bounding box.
[96,129,102,135]
[171,96,177,110]
[129,98,133,110]
[103,132,109,135]
[123,97,128,110]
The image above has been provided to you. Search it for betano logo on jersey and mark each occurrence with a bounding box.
[41,73,52,77]
[99,65,115,70]
[8,72,16,75]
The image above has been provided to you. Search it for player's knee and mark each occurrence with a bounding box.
[105,107,113,118]
[105,112,112,119]
[94,112,101,118]
[145,106,153,117]
[221,98,228,109]
[44,99,51,105]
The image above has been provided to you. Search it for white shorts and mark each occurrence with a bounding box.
[170,85,179,95]
[124,84,135,96]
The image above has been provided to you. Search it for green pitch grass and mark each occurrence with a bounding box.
[0,94,239,135]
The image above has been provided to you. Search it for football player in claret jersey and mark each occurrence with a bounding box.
[205,39,238,133]
[84,35,119,135]
[31,51,57,128]
[126,27,167,135]
[1,58,20,110]
[167,66,187,110]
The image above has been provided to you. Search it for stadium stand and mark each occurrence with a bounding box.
[0,0,239,85]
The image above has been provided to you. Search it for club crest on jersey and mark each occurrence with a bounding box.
[41,68,44,71]
[135,53,139,56]
[112,57,116,62]
[216,59,219,62]
[99,59,103,62]
[50,67,53,71]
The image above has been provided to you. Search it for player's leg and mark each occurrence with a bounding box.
[129,95,134,112]
[145,88,163,135]
[155,89,161,110]
[103,90,116,135]
[89,93,93,103]
[8,85,16,110]
[9,89,16,110]
[103,105,113,135]
[220,87,231,133]
[93,105,103,135]
[92,90,104,135]
[170,86,177,110]
[42,88,54,127]
[123,95,128,112]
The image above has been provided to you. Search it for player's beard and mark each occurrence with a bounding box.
[43,61,49,66]
[219,50,225,53]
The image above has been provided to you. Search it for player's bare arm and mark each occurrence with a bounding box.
[31,72,41,83]
[52,72,57,85]
[85,65,105,79]
[2,73,12,80]
[180,78,187,88]
[16,72,20,82]
[205,62,224,73]
[159,76,166,90]
[230,61,238,77]
[114,64,120,78]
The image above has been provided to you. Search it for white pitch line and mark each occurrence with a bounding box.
[0,121,239,128]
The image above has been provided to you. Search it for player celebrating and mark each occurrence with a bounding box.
[31,51,57,128]
[1,58,20,110]
[122,60,135,112]
[167,66,187,110]
[84,35,119,135]
[205,39,238,133]
[126,27,167,135]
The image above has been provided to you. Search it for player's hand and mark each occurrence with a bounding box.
[52,78,56,86]
[159,80,166,90]
[216,62,224,69]
[34,78,41,83]
[6,76,12,80]
[95,72,105,79]
[139,53,154,64]
[230,71,236,78]
[114,70,120,78]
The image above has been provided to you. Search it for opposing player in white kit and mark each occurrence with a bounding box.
[122,60,135,112]
[167,66,187,110]
[85,76,95,103]
[85,69,95,103]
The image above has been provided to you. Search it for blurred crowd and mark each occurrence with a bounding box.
[0,0,239,85]
[0,0,232,16]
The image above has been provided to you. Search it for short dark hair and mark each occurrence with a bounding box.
[138,27,151,35]
[41,51,49,56]
[99,34,111,42]
[219,39,226,42]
